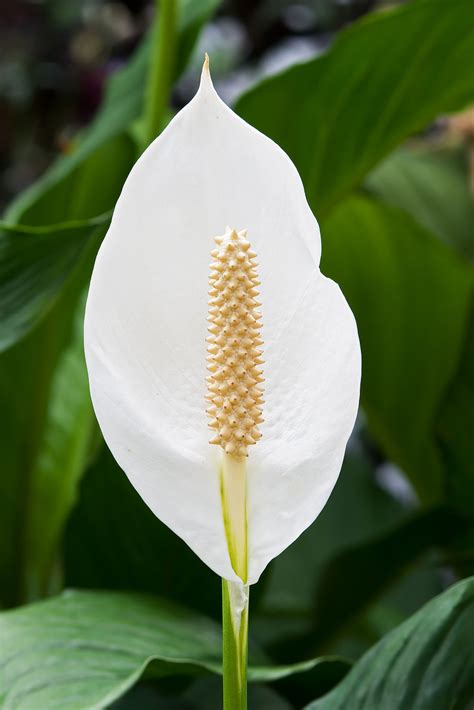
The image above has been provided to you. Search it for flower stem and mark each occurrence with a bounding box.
[221,453,249,709]
[222,579,249,710]
[142,0,177,151]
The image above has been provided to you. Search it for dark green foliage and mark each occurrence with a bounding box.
[366,146,474,261]
[0,215,110,350]
[321,195,472,502]
[64,445,222,618]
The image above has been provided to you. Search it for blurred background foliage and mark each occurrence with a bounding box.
[1,0,474,708]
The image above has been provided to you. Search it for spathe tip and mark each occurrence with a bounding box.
[199,52,214,92]
[201,53,211,83]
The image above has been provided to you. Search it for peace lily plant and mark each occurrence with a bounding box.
[84,55,361,709]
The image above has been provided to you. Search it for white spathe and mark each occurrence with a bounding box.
[84,61,361,585]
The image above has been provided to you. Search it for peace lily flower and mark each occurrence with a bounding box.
[84,56,360,707]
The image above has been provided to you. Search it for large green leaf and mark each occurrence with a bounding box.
[6,132,136,226]
[320,195,472,502]
[0,214,109,351]
[21,297,98,600]
[365,143,474,561]
[305,577,474,710]
[366,146,474,261]
[0,590,347,709]
[235,0,474,216]
[0,88,136,603]
[0,133,134,606]
[0,255,98,606]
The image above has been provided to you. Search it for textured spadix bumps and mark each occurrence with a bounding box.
[84,61,361,584]
[207,228,264,457]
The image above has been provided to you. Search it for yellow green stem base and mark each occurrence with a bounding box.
[222,579,249,710]
[220,453,249,708]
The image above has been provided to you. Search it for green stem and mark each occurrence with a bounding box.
[221,452,249,709]
[142,0,177,151]
[223,579,249,710]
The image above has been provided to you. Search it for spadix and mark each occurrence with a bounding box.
[84,58,361,586]
[206,227,264,458]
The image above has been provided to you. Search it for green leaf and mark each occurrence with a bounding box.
[21,297,98,599]
[6,133,137,226]
[0,137,131,601]
[0,40,133,604]
[366,146,474,261]
[235,0,474,216]
[0,214,109,351]
[0,111,135,603]
[0,590,346,709]
[0,255,97,605]
[304,577,474,710]
[320,195,473,502]
[0,591,222,709]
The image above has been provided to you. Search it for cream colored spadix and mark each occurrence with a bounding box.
[206,227,264,458]
[84,58,361,585]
